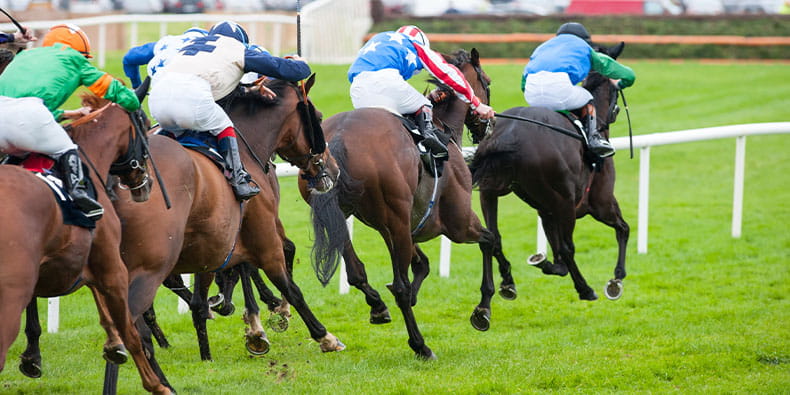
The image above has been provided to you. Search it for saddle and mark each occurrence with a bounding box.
[1,154,98,229]
[392,114,449,178]
[161,130,227,173]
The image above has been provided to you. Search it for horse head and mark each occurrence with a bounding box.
[432,48,492,145]
[72,94,152,202]
[583,71,621,140]
[226,74,339,194]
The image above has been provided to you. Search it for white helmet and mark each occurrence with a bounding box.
[397,25,429,48]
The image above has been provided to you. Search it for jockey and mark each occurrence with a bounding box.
[0,24,140,218]
[521,22,635,158]
[148,20,311,201]
[122,27,208,88]
[348,25,495,161]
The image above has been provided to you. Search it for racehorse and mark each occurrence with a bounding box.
[102,75,342,389]
[0,94,170,393]
[469,64,630,301]
[302,49,503,359]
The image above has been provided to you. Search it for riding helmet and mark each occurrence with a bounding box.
[556,22,591,44]
[209,20,249,44]
[397,25,430,48]
[42,24,93,58]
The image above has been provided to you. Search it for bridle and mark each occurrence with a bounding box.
[466,62,494,142]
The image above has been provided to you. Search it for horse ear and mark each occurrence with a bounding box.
[304,73,316,95]
[608,42,625,59]
[471,48,480,67]
[135,76,151,103]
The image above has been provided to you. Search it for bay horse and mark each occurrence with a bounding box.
[302,49,503,359]
[469,66,630,301]
[102,75,342,389]
[0,94,170,393]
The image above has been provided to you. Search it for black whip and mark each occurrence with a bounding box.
[0,7,24,32]
[494,112,585,142]
[619,90,634,159]
[296,0,302,56]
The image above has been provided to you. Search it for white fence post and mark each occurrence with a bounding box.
[47,297,59,333]
[732,136,746,238]
[637,146,651,254]
[439,236,451,277]
[338,217,353,294]
[178,274,191,314]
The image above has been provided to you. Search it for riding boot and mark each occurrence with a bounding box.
[415,106,449,160]
[585,114,615,158]
[57,148,104,218]
[218,135,260,201]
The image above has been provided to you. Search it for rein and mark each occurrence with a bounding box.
[494,112,585,142]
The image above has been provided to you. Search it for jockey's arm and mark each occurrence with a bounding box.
[122,42,156,89]
[590,50,636,89]
[243,49,311,82]
[411,43,493,118]
[79,62,140,112]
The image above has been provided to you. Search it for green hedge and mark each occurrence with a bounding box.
[373,15,790,59]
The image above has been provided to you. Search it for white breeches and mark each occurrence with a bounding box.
[523,71,593,111]
[350,68,430,115]
[149,72,233,135]
[0,96,76,158]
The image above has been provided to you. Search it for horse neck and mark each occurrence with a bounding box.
[231,107,289,161]
[432,97,467,145]
[70,107,131,174]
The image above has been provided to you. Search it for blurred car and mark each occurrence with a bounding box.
[164,0,206,13]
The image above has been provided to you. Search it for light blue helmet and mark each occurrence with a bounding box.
[183,27,208,38]
[209,20,249,44]
[246,44,271,56]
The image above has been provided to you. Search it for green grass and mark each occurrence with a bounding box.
[2,54,789,394]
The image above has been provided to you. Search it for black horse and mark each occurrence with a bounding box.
[469,56,629,301]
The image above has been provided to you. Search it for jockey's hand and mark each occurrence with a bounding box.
[258,84,277,100]
[63,107,91,120]
[473,103,495,120]
[14,26,37,43]
[610,78,622,89]
[284,54,308,63]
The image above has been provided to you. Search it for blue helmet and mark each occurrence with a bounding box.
[209,20,249,44]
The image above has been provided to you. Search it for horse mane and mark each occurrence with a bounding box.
[583,71,608,92]
[219,79,293,116]
[80,92,110,109]
[427,49,472,101]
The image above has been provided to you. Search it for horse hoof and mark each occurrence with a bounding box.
[498,284,517,300]
[579,290,598,301]
[416,348,437,361]
[19,359,42,378]
[267,313,289,333]
[370,309,391,325]
[212,301,235,317]
[605,278,623,300]
[207,293,224,309]
[527,252,546,266]
[320,335,346,352]
[470,307,491,332]
[103,344,128,365]
[245,334,270,356]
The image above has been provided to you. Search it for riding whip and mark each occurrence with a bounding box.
[296,0,302,56]
[619,90,635,159]
[0,7,24,32]
[494,113,585,142]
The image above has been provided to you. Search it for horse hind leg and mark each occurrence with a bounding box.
[470,227,496,332]
[142,305,171,348]
[590,199,630,300]
[408,246,431,306]
[479,190,516,300]
[344,240,390,324]
[190,273,214,361]
[553,215,597,301]
[237,263,271,355]
[19,298,42,378]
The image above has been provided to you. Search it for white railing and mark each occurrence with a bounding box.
[1,0,371,65]
[301,122,788,292]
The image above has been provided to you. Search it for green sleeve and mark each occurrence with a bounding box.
[104,79,140,112]
[521,73,526,92]
[53,109,64,121]
[590,51,636,89]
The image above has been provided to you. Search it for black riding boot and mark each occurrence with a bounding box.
[415,107,449,160]
[218,135,260,201]
[585,114,615,158]
[58,149,104,218]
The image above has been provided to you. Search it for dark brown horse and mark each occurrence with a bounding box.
[0,95,169,393]
[102,75,342,389]
[301,49,502,359]
[469,68,629,301]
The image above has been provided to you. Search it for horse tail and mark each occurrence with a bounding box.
[469,132,519,192]
[308,140,354,287]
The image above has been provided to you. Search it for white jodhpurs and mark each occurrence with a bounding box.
[0,96,76,158]
[149,72,233,135]
[523,71,593,111]
[350,68,430,115]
